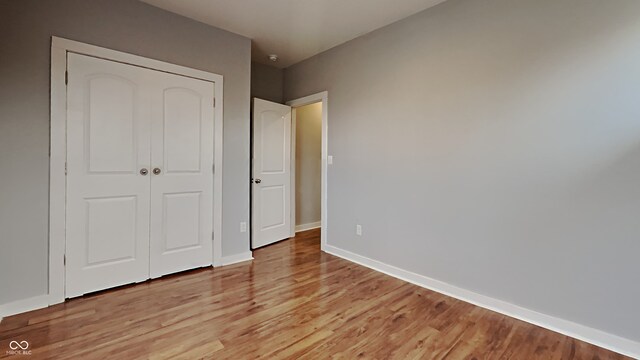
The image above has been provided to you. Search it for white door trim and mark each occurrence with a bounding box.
[290,109,297,238]
[286,91,328,251]
[49,36,224,305]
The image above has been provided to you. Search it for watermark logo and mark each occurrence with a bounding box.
[6,341,31,356]
[10,341,29,350]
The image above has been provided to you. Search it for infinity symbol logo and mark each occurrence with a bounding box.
[9,340,29,350]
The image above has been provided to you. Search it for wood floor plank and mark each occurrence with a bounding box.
[0,229,631,359]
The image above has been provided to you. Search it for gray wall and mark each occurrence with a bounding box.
[251,62,284,103]
[295,103,322,227]
[284,0,640,342]
[0,0,251,305]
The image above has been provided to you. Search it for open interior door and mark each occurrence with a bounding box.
[252,98,292,248]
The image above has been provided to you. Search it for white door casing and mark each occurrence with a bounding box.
[66,53,152,297]
[149,72,214,278]
[65,52,214,297]
[286,92,329,251]
[252,99,292,248]
[49,37,224,305]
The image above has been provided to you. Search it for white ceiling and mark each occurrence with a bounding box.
[141,0,447,68]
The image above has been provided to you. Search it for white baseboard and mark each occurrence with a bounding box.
[219,251,254,266]
[324,245,640,359]
[0,253,253,318]
[295,221,321,233]
[0,294,51,319]
[0,254,253,319]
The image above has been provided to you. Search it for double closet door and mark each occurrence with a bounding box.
[65,53,214,298]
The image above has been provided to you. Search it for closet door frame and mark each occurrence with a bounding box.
[49,37,224,305]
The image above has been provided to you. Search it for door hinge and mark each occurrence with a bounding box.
[63,255,66,266]
[65,162,68,175]
[213,97,216,108]
[212,164,215,174]
[212,232,214,241]
[65,71,68,85]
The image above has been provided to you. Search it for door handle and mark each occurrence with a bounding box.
[140,168,148,176]
[153,168,161,175]
[254,178,262,184]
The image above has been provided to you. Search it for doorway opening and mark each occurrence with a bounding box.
[291,102,322,234]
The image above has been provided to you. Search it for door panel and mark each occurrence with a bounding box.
[66,53,151,298]
[252,99,292,248]
[163,88,202,173]
[85,196,138,266]
[261,111,286,173]
[260,185,286,229]
[162,192,202,253]
[86,76,137,173]
[149,76,214,278]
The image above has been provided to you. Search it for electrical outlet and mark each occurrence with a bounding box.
[328,155,333,165]
[356,224,362,236]
[240,222,247,233]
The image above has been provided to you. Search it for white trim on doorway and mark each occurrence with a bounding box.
[286,91,328,251]
[48,36,224,307]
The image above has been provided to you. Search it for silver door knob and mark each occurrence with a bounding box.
[153,168,161,175]
[140,168,148,176]
[254,178,262,184]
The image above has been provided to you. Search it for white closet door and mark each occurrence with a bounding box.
[66,53,152,297]
[148,72,214,278]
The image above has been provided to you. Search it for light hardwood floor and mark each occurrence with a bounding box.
[0,229,631,359]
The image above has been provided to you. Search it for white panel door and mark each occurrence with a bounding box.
[148,73,214,278]
[66,53,152,297]
[252,98,292,248]
[66,53,216,296]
